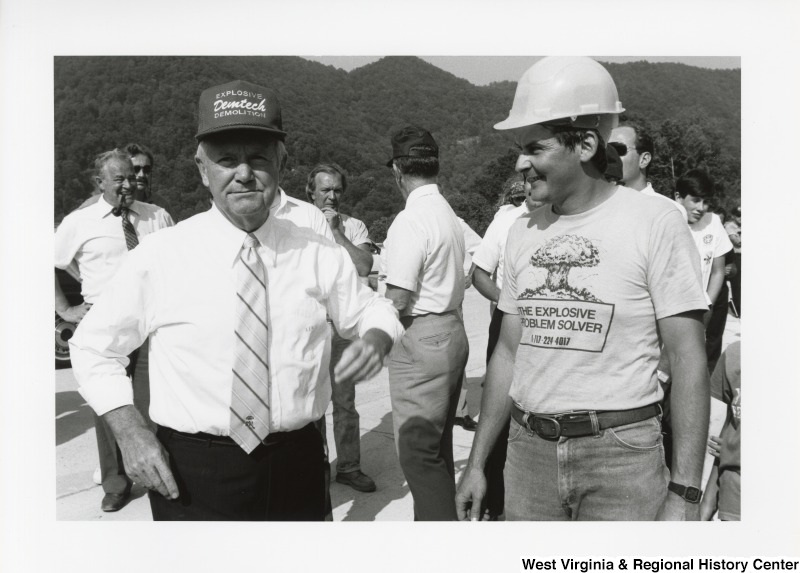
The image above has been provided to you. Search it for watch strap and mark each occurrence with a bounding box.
[668,481,702,503]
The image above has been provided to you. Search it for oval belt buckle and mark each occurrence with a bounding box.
[535,415,561,439]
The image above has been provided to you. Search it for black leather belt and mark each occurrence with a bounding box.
[158,422,315,447]
[510,403,661,440]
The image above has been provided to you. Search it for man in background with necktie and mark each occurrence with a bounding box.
[69,80,403,521]
[54,149,174,512]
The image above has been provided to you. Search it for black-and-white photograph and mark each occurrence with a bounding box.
[51,54,742,523]
[3,0,799,571]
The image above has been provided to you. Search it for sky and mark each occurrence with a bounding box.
[303,56,741,86]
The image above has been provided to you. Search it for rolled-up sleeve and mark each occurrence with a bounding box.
[69,249,152,416]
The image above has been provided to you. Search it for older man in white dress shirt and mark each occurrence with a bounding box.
[70,80,403,521]
[55,149,174,513]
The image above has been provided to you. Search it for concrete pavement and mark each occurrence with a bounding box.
[55,287,741,521]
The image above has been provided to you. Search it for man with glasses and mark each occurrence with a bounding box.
[609,124,687,219]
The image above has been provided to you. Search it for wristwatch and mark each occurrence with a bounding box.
[668,481,702,503]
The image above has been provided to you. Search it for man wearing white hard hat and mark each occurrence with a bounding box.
[456,57,709,521]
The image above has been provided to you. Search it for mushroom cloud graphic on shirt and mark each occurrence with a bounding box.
[519,235,602,302]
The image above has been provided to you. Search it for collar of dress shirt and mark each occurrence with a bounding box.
[269,187,290,214]
[96,196,143,219]
[206,202,278,267]
[405,183,440,206]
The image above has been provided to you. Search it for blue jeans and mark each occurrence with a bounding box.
[504,414,668,520]
[389,311,468,521]
[319,325,361,474]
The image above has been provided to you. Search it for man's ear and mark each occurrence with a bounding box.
[578,131,600,164]
[639,151,652,171]
[194,155,209,187]
[674,192,682,202]
[279,150,288,175]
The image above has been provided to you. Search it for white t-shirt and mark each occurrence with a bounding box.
[688,212,734,292]
[340,213,370,246]
[498,186,706,413]
[641,182,688,221]
[384,184,465,316]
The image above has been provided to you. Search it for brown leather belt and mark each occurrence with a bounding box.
[511,402,661,440]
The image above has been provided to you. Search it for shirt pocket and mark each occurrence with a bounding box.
[274,297,327,362]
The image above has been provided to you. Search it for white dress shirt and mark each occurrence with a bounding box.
[54,197,174,303]
[458,217,482,276]
[70,204,403,434]
[472,203,528,290]
[383,184,465,316]
[270,188,334,241]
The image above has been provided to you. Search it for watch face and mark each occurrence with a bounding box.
[685,487,701,503]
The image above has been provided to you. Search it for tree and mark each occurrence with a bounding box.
[368,215,396,244]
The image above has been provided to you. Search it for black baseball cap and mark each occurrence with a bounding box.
[386,125,439,167]
[196,80,287,141]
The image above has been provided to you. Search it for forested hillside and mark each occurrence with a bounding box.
[54,56,741,238]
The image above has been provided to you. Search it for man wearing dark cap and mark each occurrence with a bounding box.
[69,80,403,521]
[382,125,468,520]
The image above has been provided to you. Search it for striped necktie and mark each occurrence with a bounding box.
[119,207,139,251]
[230,233,271,453]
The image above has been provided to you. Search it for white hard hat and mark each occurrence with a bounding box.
[494,56,624,140]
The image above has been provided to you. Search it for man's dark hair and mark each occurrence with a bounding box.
[675,168,715,199]
[393,152,439,179]
[124,142,154,166]
[618,123,655,175]
[306,163,348,201]
[547,126,608,174]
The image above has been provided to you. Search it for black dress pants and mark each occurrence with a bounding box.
[149,423,326,521]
